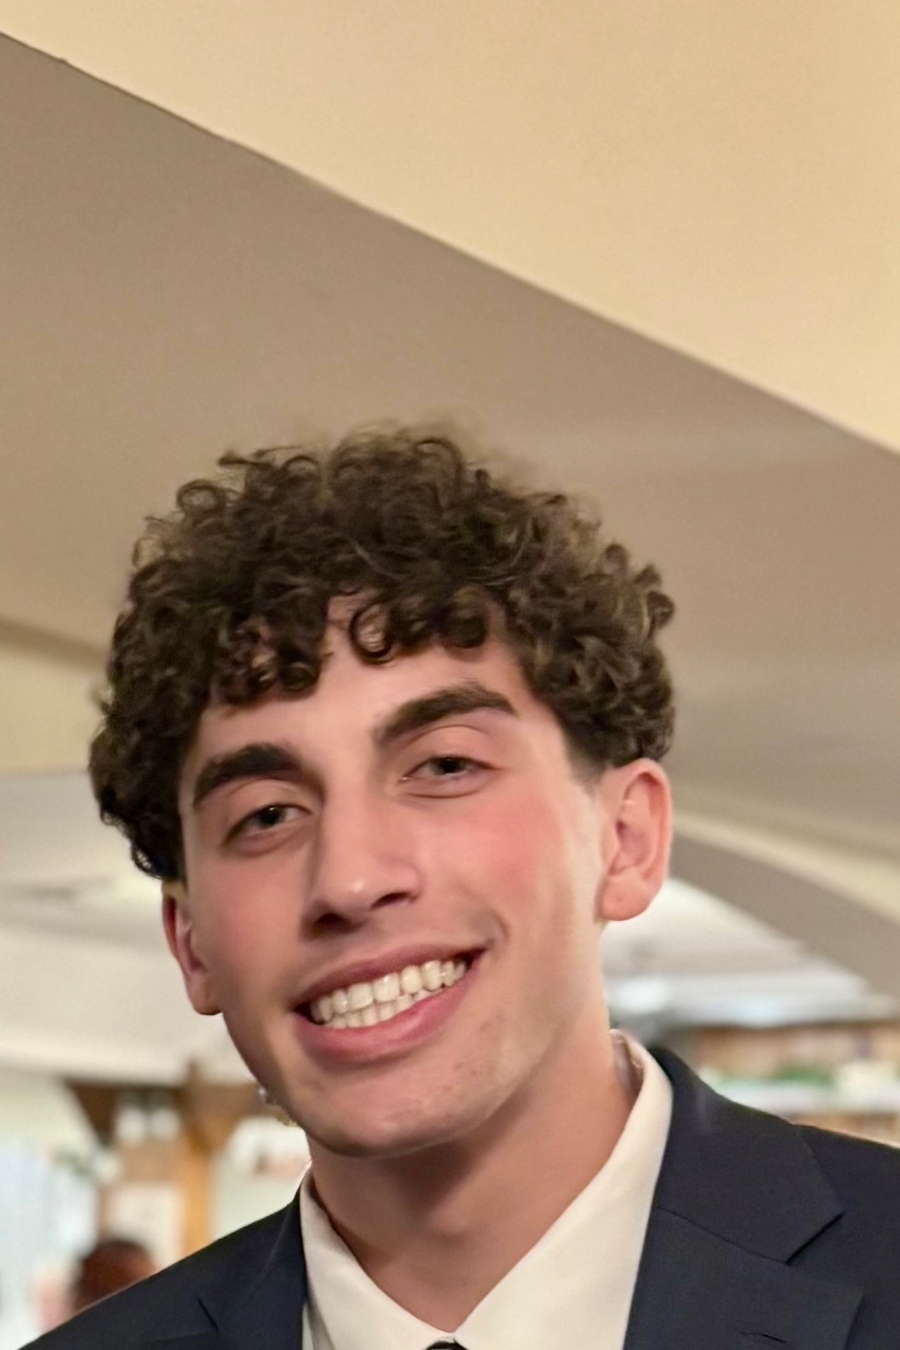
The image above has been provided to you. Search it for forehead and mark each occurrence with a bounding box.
[183,627,555,782]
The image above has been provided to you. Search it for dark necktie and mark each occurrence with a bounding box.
[427,1342,465,1348]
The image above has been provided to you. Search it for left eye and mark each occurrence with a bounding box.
[409,756,483,780]
[233,804,302,837]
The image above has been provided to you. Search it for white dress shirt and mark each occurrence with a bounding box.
[299,1033,672,1350]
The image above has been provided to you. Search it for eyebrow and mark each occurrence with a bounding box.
[192,742,302,810]
[190,681,517,810]
[373,681,517,748]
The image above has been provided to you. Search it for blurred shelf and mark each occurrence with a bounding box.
[711,1079,900,1116]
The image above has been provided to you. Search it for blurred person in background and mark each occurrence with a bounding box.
[29,429,900,1349]
[68,1239,155,1317]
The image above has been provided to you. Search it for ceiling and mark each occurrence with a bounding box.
[2,4,899,452]
[0,34,898,1077]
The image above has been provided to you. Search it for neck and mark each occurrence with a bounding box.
[306,1005,635,1331]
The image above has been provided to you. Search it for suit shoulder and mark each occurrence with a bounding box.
[798,1121,900,1201]
[23,1206,292,1349]
[798,1117,900,1182]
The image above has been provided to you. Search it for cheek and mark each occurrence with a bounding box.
[189,866,290,994]
[433,787,596,945]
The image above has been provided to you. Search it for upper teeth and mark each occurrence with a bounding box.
[309,958,469,1028]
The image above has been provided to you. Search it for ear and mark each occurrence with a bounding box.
[161,884,222,1016]
[594,760,672,924]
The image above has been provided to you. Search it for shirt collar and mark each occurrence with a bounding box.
[300,1033,672,1350]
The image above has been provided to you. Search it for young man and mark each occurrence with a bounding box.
[33,430,899,1348]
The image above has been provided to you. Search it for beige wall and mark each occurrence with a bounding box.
[0,629,99,772]
[2,1,899,452]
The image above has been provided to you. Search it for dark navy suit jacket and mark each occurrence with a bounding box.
[27,1051,900,1349]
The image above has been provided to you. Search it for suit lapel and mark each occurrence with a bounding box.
[624,1208,860,1350]
[624,1052,861,1350]
[183,1197,307,1350]
[143,1339,231,1349]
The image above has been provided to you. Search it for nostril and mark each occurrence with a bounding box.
[373,890,415,909]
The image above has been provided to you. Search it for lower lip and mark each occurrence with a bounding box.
[291,956,481,1064]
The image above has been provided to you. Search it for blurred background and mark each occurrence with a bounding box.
[1,4,899,1343]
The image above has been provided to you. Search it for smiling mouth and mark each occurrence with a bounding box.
[299,952,480,1030]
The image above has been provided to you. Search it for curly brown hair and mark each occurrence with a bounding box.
[89,427,675,880]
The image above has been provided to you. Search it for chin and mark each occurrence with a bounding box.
[298,1096,486,1160]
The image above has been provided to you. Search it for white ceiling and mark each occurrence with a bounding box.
[2,5,899,452]
[0,35,898,1078]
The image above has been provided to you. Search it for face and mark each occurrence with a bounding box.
[165,619,670,1158]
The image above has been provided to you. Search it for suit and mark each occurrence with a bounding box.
[27,1050,900,1349]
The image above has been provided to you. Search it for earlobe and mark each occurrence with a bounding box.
[595,761,672,925]
[161,886,222,1016]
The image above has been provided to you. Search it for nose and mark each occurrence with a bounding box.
[304,793,421,929]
